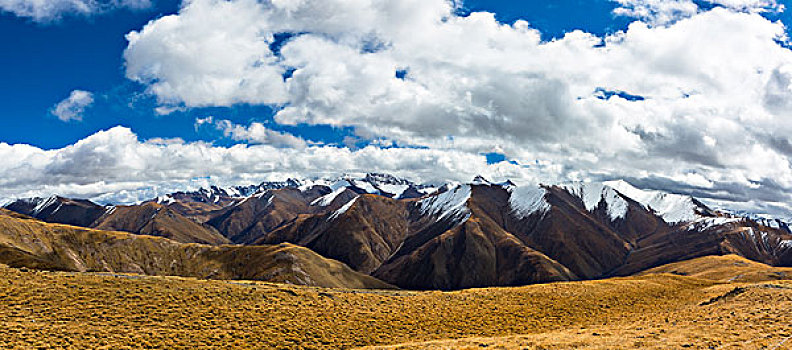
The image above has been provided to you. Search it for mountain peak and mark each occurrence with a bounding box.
[603,180,710,223]
[361,173,414,187]
[471,175,492,185]
[558,182,629,221]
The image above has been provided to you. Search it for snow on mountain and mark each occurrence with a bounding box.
[418,187,440,195]
[604,180,704,223]
[376,184,409,198]
[754,217,788,230]
[416,184,471,222]
[754,218,792,233]
[32,196,59,216]
[740,227,775,253]
[155,195,176,205]
[509,185,551,219]
[353,173,431,199]
[684,217,744,231]
[3,197,41,210]
[296,178,333,192]
[363,173,412,186]
[349,179,379,194]
[471,175,492,186]
[498,180,517,190]
[561,183,628,221]
[311,183,350,207]
[725,212,792,233]
[328,196,359,221]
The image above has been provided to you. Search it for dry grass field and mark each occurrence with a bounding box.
[0,255,790,349]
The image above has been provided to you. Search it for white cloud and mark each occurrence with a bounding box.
[612,0,783,24]
[612,0,699,24]
[124,0,288,107]
[2,125,792,217]
[0,126,540,204]
[208,118,309,149]
[50,90,94,122]
[0,0,151,22]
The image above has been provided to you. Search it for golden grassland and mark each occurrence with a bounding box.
[0,255,791,349]
[639,253,792,283]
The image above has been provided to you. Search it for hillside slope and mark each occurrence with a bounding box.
[640,254,792,283]
[0,209,391,289]
[91,202,231,245]
[4,196,108,227]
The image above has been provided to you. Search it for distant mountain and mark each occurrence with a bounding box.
[5,196,109,227]
[4,196,229,245]
[3,174,792,290]
[92,202,230,245]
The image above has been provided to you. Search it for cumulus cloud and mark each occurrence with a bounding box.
[50,90,94,122]
[0,0,151,22]
[197,116,309,149]
[2,125,792,217]
[124,0,288,107]
[0,126,540,204]
[612,0,783,24]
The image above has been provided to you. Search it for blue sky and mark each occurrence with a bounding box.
[0,0,660,149]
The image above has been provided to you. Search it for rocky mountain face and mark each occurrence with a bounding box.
[3,173,791,290]
[4,197,229,245]
[92,202,230,245]
[5,196,109,228]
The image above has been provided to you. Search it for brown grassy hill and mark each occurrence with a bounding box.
[640,254,792,283]
[0,255,790,349]
[611,219,792,276]
[373,215,577,290]
[207,187,335,244]
[160,199,232,223]
[0,209,391,289]
[257,194,411,274]
[91,202,231,245]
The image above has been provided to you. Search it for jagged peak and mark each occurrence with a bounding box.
[604,180,706,223]
[499,179,516,188]
[471,175,492,185]
[508,184,551,219]
[363,173,412,186]
[328,196,359,221]
[558,182,628,221]
[416,184,471,223]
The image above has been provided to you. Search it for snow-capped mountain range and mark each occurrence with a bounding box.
[5,173,790,233]
[148,173,437,207]
[3,172,791,290]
